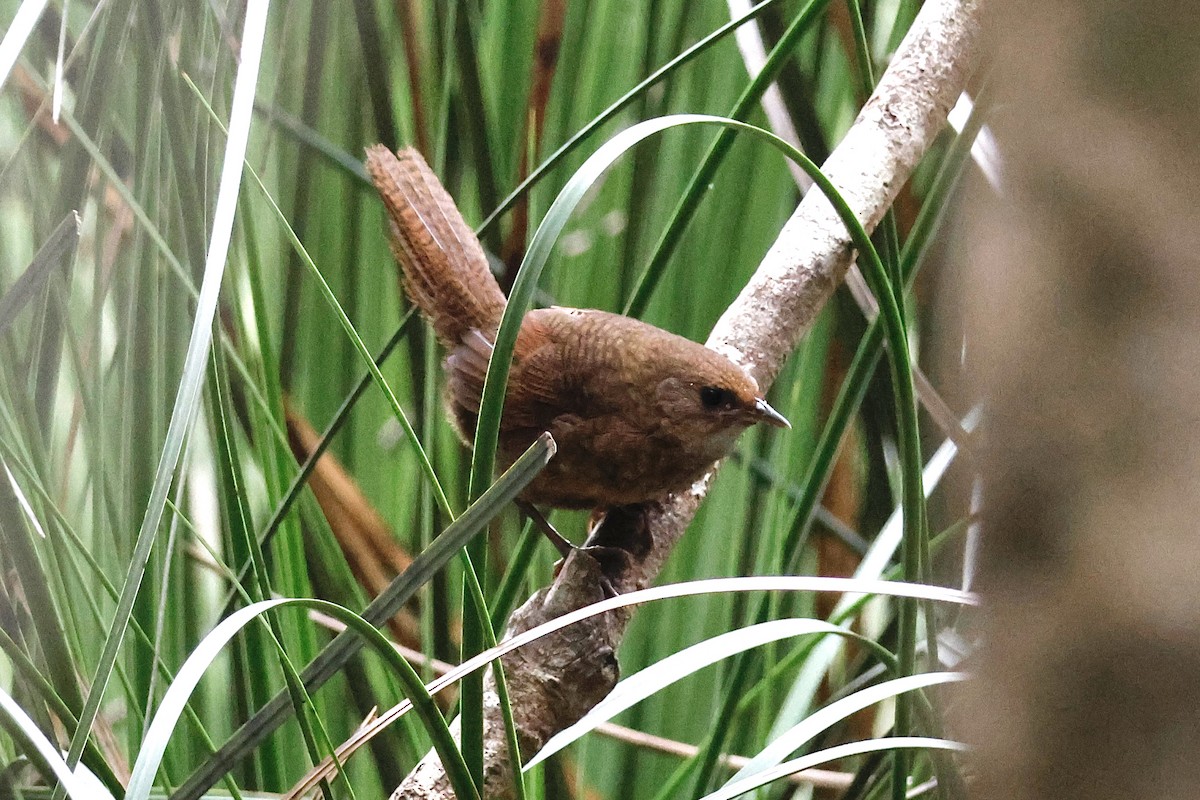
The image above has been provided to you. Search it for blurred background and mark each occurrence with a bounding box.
[0,1,992,798]
[954,3,1200,800]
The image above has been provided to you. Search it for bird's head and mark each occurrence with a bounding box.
[650,340,789,460]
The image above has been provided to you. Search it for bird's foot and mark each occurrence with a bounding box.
[550,547,622,600]
[517,501,622,599]
[516,500,575,559]
[569,545,629,600]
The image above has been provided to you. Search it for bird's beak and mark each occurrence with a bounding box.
[753,398,791,429]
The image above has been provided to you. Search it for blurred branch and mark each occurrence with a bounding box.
[955,2,1200,800]
[284,405,421,649]
[594,722,852,790]
[393,0,984,796]
[499,0,567,289]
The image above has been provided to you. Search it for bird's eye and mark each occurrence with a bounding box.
[699,386,729,409]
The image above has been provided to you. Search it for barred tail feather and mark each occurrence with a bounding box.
[365,145,507,347]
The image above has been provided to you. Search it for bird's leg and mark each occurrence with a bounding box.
[516,500,575,559]
[516,500,620,599]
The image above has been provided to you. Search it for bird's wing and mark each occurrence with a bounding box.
[444,328,492,417]
[445,309,582,433]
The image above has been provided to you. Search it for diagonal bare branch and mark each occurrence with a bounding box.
[394,1,985,796]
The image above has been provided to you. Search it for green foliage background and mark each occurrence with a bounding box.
[0,0,977,797]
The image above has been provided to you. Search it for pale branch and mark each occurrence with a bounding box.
[725,1,977,453]
[393,0,984,796]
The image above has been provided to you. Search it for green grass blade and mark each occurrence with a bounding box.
[0,461,86,718]
[726,673,965,787]
[59,0,271,786]
[209,347,341,799]
[182,72,454,521]
[623,0,833,318]
[126,598,478,800]
[217,310,416,611]
[0,685,113,800]
[181,78,458,785]
[289,574,975,795]
[0,0,50,93]
[171,433,555,800]
[0,212,79,338]
[526,619,895,769]
[475,0,787,235]
[702,737,966,800]
[254,101,372,183]
[459,550,527,800]
[744,416,977,724]
[488,518,539,631]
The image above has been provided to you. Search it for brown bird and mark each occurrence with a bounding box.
[365,145,788,550]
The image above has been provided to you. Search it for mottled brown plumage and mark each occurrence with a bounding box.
[365,145,789,511]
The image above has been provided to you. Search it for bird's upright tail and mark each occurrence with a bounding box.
[365,145,507,348]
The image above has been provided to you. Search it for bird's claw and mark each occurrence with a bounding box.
[518,501,627,599]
